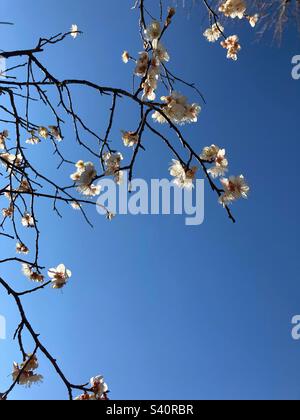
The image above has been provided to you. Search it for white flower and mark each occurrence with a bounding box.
[203,24,224,42]
[152,92,201,125]
[169,160,198,190]
[144,21,162,42]
[0,153,23,171]
[154,42,170,62]
[219,0,247,19]
[38,126,49,139]
[71,161,101,197]
[122,51,130,64]
[12,356,43,387]
[219,175,250,205]
[0,129,8,150]
[2,205,13,218]
[135,52,149,77]
[21,213,34,228]
[16,242,29,255]
[208,149,229,178]
[221,35,241,61]
[200,144,220,161]
[122,131,139,147]
[22,264,44,283]
[248,14,259,28]
[70,24,79,39]
[103,152,124,184]
[48,264,72,289]
[70,201,81,210]
[90,375,109,398]
[26,130,40,145]
[49,126,62,141]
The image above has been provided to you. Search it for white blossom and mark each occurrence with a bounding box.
[203,24,224,42]
[221,35,241,61]
[219,0,247,19]
[169,160,198,190]
[22,264,44,283]
[21,213,35,228]
[48,264,72,289]
[70,24,79,39]
[152,92,201,125]
[219,175,250,205]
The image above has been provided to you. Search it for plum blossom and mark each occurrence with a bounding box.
[122,131,139,147]
[49,126,62,141]
[90,375,109,399]
[169,160,198,190]
[152,92,201,125]
[2,205,14,218]
[103,152,124,184]
[219,0,247,19]
[70,24,79,39]
[21,213,35,228]
[219,175,250,206]
[38,126,49,139]
[71,161,101,197]
[48,264,72,289]
[0,153,23,171]
[22,264,44,283]
[248,14,259,28]
[135,52,149,77]
[203,24,224,42]
[122,51,130,64]
[16,242,29,255]
[208,149,229,178]
[26,130,40,145]
[12,355,43,387]
[0,129,8,150]
[221,35,241,61]
[144,21,162,43]
[200,144,220,161]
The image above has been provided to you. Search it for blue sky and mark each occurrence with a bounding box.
[1,0,300,400]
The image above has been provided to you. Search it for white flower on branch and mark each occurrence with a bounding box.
[200,144,220,161]
[26,130,41,145]
[38,126,49,139]
[122,131,139,147]
[22,264,44,283]
[152,92,201,125]
[16,242,29,255]
[203,24,224,43]
[144,21,162,43]
[21,212,35,228]
[0,153,23,171]
[48,264,72,289]
[2,205,14,218]
[219,175,250,206]
[248,14,259,28]
[90,375,109,399]
[219,0,247,19]
[70,24,79,39]
[169,160,198,190]
[70,201,81,210]
[0,129,8,150]
[221,35,241,61]
[49,126,62,141]
[18,179,31,193]
[122,51,130,64]
[71,161,101,197]
[135,52,149,77]
[208,149,229,178]
[154,42,170,62]
[12,355,43,388]
[103,152,124,185]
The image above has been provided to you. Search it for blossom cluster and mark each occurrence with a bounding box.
[200,144,249,205]
[169,160,198,190]
[71,161,101,197]
[203,0,259,61]
[152,92,201,125]
[75,375,109,401]
[12,355,43,388]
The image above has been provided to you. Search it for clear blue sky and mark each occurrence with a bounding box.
[1,0,300,400]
